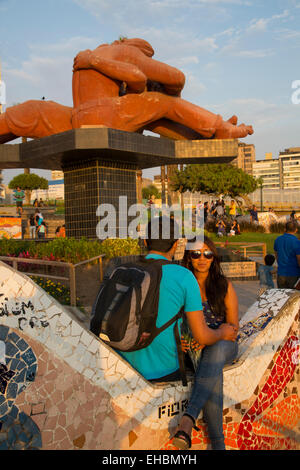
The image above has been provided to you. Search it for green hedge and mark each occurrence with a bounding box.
[0,237,141,263]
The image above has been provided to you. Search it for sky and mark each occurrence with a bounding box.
[1,0,300,185]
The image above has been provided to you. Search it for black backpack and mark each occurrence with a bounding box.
[90,256,187,385]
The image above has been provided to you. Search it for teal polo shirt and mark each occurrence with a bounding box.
[119,254,202,380]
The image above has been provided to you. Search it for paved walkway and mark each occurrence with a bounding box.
[233,279,260,319]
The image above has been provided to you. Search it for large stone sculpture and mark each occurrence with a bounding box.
[0,38,253,144]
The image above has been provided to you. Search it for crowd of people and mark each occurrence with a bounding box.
[196,199,242,238]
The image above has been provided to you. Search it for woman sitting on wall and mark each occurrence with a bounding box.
[173,236,239,450]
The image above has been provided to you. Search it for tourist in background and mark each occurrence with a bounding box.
[28,214,36,239]
[249,205,258,224]
[13,186,25,216]
[216,219,226,237]
[257,254,276,297]
[230,219,241,236]
[229,200,236,220]
[274,221,300,289]
[37,221,47,239]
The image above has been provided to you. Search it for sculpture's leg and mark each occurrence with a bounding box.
[144,116,239,140]
[144,119,204,140]
[72,93,253,139]
[0,100,72,142]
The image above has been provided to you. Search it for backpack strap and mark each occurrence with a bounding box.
[155,308,187,387]
[174,320,188,387]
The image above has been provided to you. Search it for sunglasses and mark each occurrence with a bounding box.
[190,250,214,260]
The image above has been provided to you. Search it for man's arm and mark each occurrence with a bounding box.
[73,49,147,93]
[73,46,185,96]
[224,280,239,330]
[297,254,300,267]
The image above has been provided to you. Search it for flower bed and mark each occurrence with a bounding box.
[0,237,141,263]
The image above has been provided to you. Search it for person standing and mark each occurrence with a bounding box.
[229,200,236,220]
[274,221,300,288]
[37,221,47,239]
[249,205,258,224]
[13,186,25,216]
[28,214,36,239]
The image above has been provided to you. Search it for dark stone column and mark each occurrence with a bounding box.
[63,159,138,239]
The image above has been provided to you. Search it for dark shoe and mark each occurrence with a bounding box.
[173,430,191,450]
[172,414,199,450]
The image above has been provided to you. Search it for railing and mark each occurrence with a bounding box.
[214,242,267,260]
[0,254,105,307]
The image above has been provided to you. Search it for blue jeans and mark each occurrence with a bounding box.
[185,340,238,450]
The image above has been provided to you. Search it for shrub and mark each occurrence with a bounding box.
[269,222,285,233]
[238,221,266,233]
[0,237,141,262]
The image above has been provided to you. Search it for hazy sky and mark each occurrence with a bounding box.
[1,0,300,184]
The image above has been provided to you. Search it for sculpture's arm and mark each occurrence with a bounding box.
[73,49,147,93]
[136,57,185,96]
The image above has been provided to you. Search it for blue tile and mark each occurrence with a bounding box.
[0,326,9,341]
[16,338,28,351]
[5,342,18,358]
[0,402,8,418]
[7,427,17,445]
[0,440,9,450]
[8,332,20,344]
[6,382,18,400]
[21,349,36,366]
[26,364,37,382]
[14,368,26,384]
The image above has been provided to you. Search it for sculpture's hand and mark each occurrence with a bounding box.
[73,50,92,71]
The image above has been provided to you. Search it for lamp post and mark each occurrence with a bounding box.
[260,182,263,212]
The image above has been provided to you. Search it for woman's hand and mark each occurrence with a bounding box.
[218,323,238,342]
[181,335,204,353]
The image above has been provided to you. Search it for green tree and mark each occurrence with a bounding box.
[142,184,161,200]
[9,173,48,204]
[170,164,260,199]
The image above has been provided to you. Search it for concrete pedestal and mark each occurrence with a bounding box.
[0,128,239,238]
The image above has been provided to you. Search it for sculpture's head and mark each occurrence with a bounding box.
[112,38,154,57]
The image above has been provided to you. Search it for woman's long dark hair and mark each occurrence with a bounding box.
[182,236,228,318]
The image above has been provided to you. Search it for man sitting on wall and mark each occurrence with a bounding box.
[118,216,237,381]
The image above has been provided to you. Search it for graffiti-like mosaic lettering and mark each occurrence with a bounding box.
[0,294,49,330]
[158,399,188,419]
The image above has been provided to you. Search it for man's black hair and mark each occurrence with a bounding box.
[285,221,298,233]
[145,216,179,252]
[264,254,275,266]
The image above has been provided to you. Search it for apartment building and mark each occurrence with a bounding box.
[279,147,300,190]
[252,147,300,190]
[252,153,281,189]
[232,142,256,175]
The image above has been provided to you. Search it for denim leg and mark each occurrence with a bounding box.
[185,340,238,448]
[202,374,225,450]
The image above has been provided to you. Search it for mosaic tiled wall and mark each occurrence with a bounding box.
[0,261,299,450]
